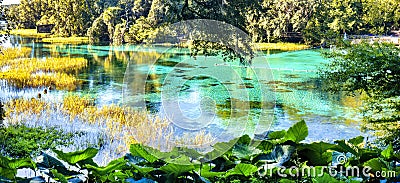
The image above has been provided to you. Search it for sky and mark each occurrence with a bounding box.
[2,0,20,5]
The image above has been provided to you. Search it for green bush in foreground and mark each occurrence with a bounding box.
[0,121,399,182]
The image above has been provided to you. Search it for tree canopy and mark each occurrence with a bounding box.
[319,42,400,151]
[5,0,400,45]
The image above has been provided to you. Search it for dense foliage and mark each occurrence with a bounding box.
[6,0,400,45]
[319,42,400,152]
[0,121,398,182]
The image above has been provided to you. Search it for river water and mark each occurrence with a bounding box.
[1,36,366,164]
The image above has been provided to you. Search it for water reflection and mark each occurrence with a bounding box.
[2,36,364,143]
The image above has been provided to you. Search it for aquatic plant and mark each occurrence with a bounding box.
[42,37,89,44]
[0,124,78,158]
[62,94,95,118]
[5,95,215,155]
[5,98,48,118]
[0,57,87,90]
[1,121,398,183]
[0,47,31,66]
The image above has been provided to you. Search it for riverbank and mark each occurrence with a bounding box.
[9,29,89,44]
[8,29,310,50]
[254,42,310,51]
[10,29,49,38]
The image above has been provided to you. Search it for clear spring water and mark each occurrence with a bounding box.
[1,36,366,164]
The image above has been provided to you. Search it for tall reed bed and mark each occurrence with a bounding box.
[0,47,31,65]
[0,57,87,90]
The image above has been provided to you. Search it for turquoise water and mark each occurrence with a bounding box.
[1,36,363,145]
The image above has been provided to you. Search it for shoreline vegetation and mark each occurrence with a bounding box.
[0,47,87,90]
[8,29,89,44]
[9,29,309,51]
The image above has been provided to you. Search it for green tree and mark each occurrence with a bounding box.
[319,41,400,151]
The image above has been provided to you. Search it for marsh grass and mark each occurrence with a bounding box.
[0,48,31,65]
[4,95,216,162]
[254,42,309,51]
[175,130,216,148]
[42,37,89,44]
[10,29,50,38]
[0,57,87,90]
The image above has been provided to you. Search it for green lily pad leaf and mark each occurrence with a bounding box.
[9,158,35,169]
[381,144,394,160]
[348,136,364,147]
[132,164,155,175]
[363,158,386,172]
[284,120,308,143]
[312,173,341,183]
[256,140,274,153]
[236,135,251,145]
[333,140,358,156]
[50,169,68,183]
[233,143,262,160]
[227,163,258,177]
[299,142,336,165]
[200,163,226,178]
[268,130,286,140]
[279,179,295,183]
[53,148,98,165]
[85,157,127,176]
[129,144,158,163]
[205,138,236,160]
[159,163,195,177]
[0,156,35,180]
[38,153,77,176]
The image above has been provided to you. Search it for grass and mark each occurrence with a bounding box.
[0,47,31,65]
[9,29,88,44]
[254,42,310,51]
[9,29,50,38]
[0,56,87,90]
[4,95,216,155]
[42,37,89,44]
